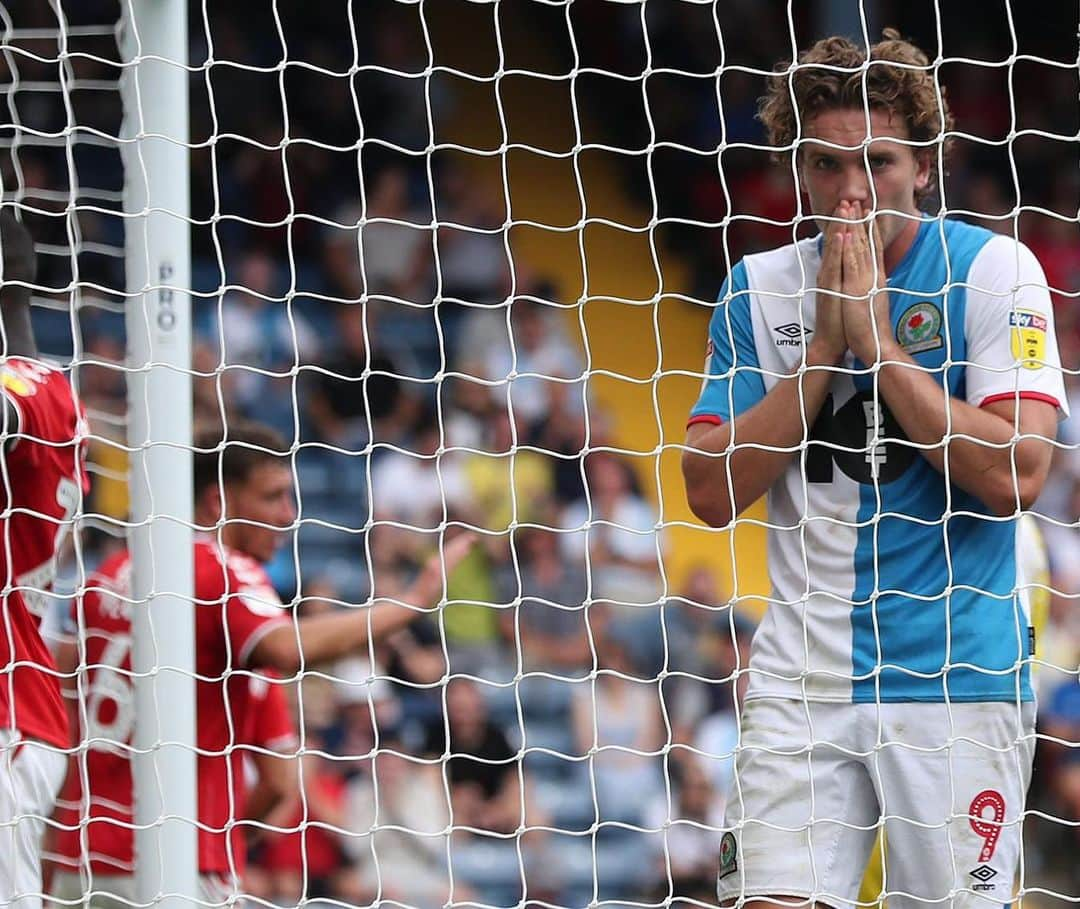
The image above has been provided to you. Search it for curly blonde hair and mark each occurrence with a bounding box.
[757,29,954,208]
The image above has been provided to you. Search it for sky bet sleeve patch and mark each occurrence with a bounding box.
[1009,309,1047,370]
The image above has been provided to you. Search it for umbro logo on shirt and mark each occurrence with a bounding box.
[774,323,811,346]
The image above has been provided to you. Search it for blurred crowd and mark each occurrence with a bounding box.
[4,0,1080,904]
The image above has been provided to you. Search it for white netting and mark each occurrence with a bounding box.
[0,1,1077,908]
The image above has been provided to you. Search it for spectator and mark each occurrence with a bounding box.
[359,17,444,153]
[527,378,589,507]
[358,167,433,307]
[191,338,231,433]
[690,616,754,805]
[1028,206,1080,314]
[1037,676,1080,880]
[368,406,468,530]
[366,412,504,672]
[961,172,1014,235]
[77,335,130,525]
[344,739,465,909]
[333,654,402,761]
[441,373,496,452]
[496,523,593,675]
[571,627,664,824]
[322,169,436,375]
[458,405,554,534]
[379,617,446,732]
[656,565,749,745]
[483,299,584,434]
[645,756,724,905]
[1053,760,1080,888]
[203,250,317,435]
[422,677,521,834]
[210,250,317,393]
[560,452,664,605]
[76,333,126,419]
[436,160,511,308]
[435,159,512,361]
[302,303,401,448]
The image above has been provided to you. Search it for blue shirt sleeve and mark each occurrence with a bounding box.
[689,261,764,424]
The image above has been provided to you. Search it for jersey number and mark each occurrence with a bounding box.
[18,476,81,617]
[84,633,135,749]
[806,391,916,485]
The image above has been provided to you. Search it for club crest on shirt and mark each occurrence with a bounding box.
[896,302,943,354]
[1009,309,1047,370]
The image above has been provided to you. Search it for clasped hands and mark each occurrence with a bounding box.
[811,200,898,366]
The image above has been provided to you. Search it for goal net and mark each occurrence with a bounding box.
[4,0,1078,907]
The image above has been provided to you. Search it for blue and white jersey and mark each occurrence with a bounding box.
[690,218,1068,704]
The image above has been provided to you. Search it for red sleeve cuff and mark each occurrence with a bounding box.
[979,391,1061,409]
[686,414,724,429]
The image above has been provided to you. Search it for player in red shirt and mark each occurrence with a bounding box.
[45,548,300,898]
[50,418,472,903]
[48,554,301,902]
[237,672,299,854]
[0,212,89,908]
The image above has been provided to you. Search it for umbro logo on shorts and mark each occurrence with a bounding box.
[774,323,811,346]
[968,864,999,892]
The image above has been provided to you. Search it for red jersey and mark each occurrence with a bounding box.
[229,673,296,861]
[54,538,293,876]
[259,766,347,878]
[244,672,297,755]
[0,358,87,750]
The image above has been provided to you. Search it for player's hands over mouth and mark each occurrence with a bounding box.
[809,204,848,366]
[840,200,895,364]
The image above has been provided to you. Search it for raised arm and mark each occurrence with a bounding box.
[682,215,848,528]
[872,367,1056,515]
[838,203,1061,516]
[0,211,38,448]
[0,211,38,361]
[682,365,836,527]
[250,532,476,674]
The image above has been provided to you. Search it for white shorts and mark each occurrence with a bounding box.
[48,874,133,909]
[49,871,240,908]
[717,697,1036,909]
[0,733,68,909]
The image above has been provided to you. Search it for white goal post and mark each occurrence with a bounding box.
[1,2,1077,909]
[121,0,197,903]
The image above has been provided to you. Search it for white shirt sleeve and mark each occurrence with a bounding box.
[963,234,1069,417]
